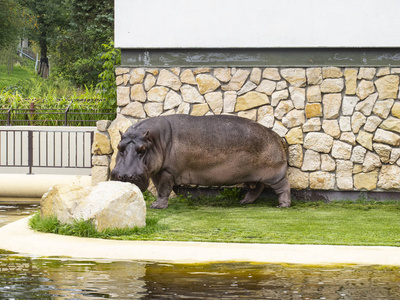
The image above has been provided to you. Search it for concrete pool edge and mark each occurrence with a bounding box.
[1,217,400,266]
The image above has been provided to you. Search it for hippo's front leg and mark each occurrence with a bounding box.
[150,171,174,209]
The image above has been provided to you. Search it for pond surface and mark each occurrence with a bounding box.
[1,205,400,299]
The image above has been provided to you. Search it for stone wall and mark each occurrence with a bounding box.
[92,66,400,193]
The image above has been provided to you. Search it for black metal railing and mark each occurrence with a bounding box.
[0,102,116,126]
[0,128,94,174]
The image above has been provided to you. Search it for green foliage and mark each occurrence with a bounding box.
[96,41,121,109]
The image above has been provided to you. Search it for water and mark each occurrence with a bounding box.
[1,205,400,299]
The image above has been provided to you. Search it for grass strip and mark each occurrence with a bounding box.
[29,190,400,247]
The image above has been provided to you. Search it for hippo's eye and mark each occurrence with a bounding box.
[136,145,146,155]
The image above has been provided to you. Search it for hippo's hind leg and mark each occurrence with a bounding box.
[150,172,174,209]
[270,176,291,208]
[240,182,264,204]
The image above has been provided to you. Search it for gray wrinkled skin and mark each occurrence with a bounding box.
[111,115,290,209]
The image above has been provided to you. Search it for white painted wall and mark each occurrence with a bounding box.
[115,0,400,48]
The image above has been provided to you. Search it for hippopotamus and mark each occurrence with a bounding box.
[111,114,290,209]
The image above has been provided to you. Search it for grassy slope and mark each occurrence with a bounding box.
[0,64,33,90]
[31,194,400,247]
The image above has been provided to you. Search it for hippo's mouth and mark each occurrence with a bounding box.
[110,172,149,192]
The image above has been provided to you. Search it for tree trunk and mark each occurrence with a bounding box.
[38,30,49,79]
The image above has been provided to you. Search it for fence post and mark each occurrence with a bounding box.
[27,130,34,175]
[65,103,71,126]
[29,102,35,126]
[7,108,11,126]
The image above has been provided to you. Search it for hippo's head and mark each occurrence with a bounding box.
[110,128,154,192]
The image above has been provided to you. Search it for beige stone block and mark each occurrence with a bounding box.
[354,172,378,190]
[117,86,130,107]
[181,69,197,84]
[222,69,250,91]
[144,103,163,117]
[331,140,352,160]
[344,68,358,95]
[287,167,309,189]
[262,68,281,80]
[147,86,169,102]
[373,143,392,163]
[364,116,382,132]
[181,85,205,103]
[323,67,343,78]
[302,118,321,132]
[130,84,146,102]
[336,160,354,190]
[323,93,342,119]
[362,151,382,172]
[304,132,333,153]
[355,93,378,116]
[223,91,237,113]
[256,79,276,96]
[339,116,351,132]
[164,90,182,110]
[351,145,367,164]
[356,130,373,151]
[276,80,287,91]
[116,75,123,86]
[205,92,223,114]
[351,112,366,134]
[289,87,305,109]
[92,133,112,155]
[129,68,145,84]
[196,74,221,94]
[257,106,274,128]
[301,150,321,171]
[356,80,375,100]
[281,68,306,87]
[322,120,340,139]
[238,109,257,120]
[285,127,303,145]
[282,109,305,128]
[321,154,336,172]
[177,102,190,114]
[305,103,322,118]
[250,68,262,84]
[373,99,395,119]
[373,128,400,146]
[392,102,400,118]
[193,68,211,75]
[146,68,159,76]
[96,120,111,132]
[374,75,399,100]
[310,172,335,190]
[377,67,390,77]
[306,68,322,85]
[306,85,322,103]
[357,67,376,80]
[115,67,130,75]
[144,74,156,91]
[271,89,289,106]
[275,100,294,119]
[272,121,288,137]
[288,144,303,168]
[342,96,359,115]
[340,132,356,146]
[380,117,400,134]
[238,81,257,96]
[191,103,210,116]
[235,91,269,112]
[92,155,110,167]
[170,67,180,76]
[353,164,363,174]
[91,166,110,185]
[121,102,146,119]
[320,78,344,93]
[389,148,400,164]
[377,165,400,189]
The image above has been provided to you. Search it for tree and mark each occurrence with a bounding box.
[21,0,69,78]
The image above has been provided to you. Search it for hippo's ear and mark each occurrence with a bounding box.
[143,130,150,140]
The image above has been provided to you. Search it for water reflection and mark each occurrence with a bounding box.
[0,205,400,299]
[1,252,399,299]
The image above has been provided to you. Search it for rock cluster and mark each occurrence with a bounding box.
[41,181,146,231]
[93,66,400,193]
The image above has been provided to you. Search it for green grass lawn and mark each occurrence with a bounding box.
[30,192,400,247]
[0,64,34,90]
